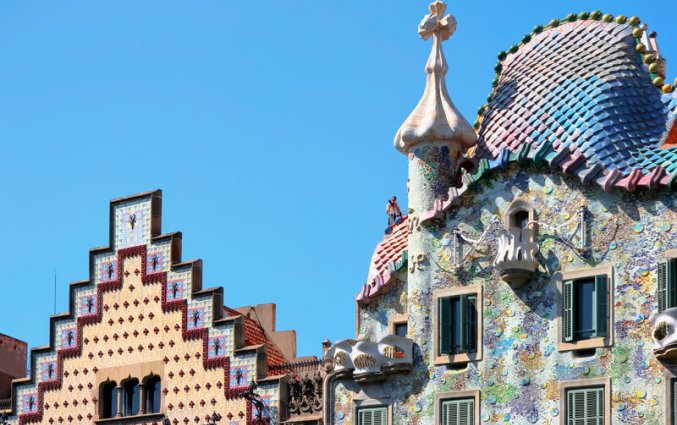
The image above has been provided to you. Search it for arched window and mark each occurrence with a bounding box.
[144,375,161,414]
[100,380,118,418]
[122,378,140,416]
[506,199,537,243]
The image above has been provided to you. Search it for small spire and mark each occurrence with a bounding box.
[394,1,476,154]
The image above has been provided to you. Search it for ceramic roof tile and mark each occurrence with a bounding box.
[356,216,409,304]
[224,306,288,368]
[476,20,670,178]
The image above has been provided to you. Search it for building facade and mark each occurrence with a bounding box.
[323,2,677,425]
[0,190,320,425]
[0,333,27,410]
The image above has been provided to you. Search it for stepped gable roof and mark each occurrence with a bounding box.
[224,306,288,367]
[357,216,408,304]
[473,14,677,192]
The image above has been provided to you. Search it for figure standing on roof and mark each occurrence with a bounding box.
[386,196,403,226]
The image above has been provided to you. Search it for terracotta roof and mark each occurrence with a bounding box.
[474,17,677,192]
[224,306,288,368]
[356,216,408,304]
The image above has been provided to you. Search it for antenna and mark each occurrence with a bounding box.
[53,271,57,315]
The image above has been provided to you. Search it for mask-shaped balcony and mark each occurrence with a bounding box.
[493,201,539,288]
[323,335,414,384]
[651,307,677,362]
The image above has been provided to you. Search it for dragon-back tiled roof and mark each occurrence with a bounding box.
[360,14,677,305]
[474,15,677,192]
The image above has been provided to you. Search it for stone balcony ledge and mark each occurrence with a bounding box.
[323,335,414,383]
[651,307,677,362]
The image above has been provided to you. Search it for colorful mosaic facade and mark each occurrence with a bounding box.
[3,191,291,425]
[325,4,677,425]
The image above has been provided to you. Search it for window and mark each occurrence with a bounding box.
[394,323,408,338]
[145,375,161,414]
[357,406,387,425]
[122,378,140,416]
[439,294,477,356]
[435,390,479,425]
[505,199,537,240]
[434,285,482,364]
[100,381,118,419]
[511,210,530,231]
[658,258,677,313]
[566,387,604,424]
[440,398,475,425]
[388,314,408,339]
[563,275,608,342]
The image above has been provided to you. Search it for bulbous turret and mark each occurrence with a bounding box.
[394,1,476,155]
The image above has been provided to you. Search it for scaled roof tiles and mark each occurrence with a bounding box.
[475,19,677,191]
[224,306,288,368]
[356,216,408,304]
[359,15,677,304]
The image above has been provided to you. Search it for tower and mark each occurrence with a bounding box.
[394,1,476,364]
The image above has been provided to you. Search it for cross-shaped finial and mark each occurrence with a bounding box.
[429,0,446,19]
[418,1,456,41]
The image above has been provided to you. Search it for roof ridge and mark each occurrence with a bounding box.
[474,12,672,131]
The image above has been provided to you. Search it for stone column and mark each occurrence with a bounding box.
[138,383,146,414]
[115,386,123,417]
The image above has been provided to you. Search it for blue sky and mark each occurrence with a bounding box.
[0,1,674,360]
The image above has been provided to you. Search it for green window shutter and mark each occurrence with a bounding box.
[439,297,452,355]
[358,407,386,425]
[594,275,608,338]
[358,409,366,425]
[567,387,604,425]
[563,280,574,342]
[659,260,669,313]
[441,399,474,425]
[670,259,677,309]
[464,295,478,353]
[459,295,468,354]
[460,398,474,425]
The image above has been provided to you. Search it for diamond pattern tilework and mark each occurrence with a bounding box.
[476,20,669,175]
[96,256,117,283]
[147,240,171,274]
[77,290,97,317]
[229,352,256,389]
[113,198,152,249]
[257,383,280,422]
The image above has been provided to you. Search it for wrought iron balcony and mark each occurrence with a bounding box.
[493,226,538,287]
[651,307,677,362]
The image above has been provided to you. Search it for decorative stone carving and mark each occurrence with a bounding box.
[494,227,539,287]
[409,253,427,273]
[651,308,677,362]
[323,335,414,383]
[494,201,539,287]
[287,372,323,417]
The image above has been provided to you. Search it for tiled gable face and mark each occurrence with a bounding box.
[8,191,282,425]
